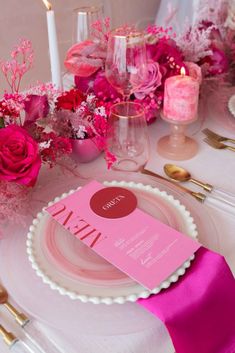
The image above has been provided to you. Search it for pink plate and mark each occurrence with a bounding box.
[42,185,184,286]
[27,181,198,303]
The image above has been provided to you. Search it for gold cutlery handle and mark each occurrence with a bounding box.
[4,302,29,326]
[190,179,213,192]
[141,169,206,202]
[191,192,206,203]
[227,138,235,144]
[227,145,235,152]
[0,324,17,346]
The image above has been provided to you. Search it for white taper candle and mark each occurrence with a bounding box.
[42,0,62,88]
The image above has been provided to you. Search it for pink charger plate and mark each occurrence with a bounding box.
[41,184,184,288]
[0,171,219,336]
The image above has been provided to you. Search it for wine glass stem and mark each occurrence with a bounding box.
[123,94,130,115]
[123,88,130,102]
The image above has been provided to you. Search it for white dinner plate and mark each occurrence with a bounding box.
[26,181,198,304]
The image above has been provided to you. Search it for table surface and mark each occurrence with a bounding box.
[0,93,235,353]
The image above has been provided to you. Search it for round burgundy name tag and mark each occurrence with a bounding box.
[90,187,137,219]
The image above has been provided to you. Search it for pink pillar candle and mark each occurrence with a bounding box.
[163,73,200,122]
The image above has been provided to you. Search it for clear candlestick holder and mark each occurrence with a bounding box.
[157,113,198,160]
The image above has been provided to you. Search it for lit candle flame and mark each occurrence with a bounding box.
[180,67,186,76]
[42,0,52,10]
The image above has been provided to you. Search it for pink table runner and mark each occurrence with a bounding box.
[138,247,235,353]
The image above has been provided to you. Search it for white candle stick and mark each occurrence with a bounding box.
[42,0,62,89]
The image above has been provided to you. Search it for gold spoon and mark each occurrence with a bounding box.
[163,164,235,209]
[164,164,213,192]
[141,168,235,216]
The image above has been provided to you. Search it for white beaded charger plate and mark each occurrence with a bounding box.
[27,181,198,305]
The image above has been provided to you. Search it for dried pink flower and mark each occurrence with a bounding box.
[0,39,34,93]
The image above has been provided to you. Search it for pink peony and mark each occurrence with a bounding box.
[134,61,162,100]
[0,125,41,186]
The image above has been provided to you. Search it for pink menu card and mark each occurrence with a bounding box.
[46,181,201,290]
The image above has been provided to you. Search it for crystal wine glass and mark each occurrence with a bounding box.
[72,5,104,43]
[105,27,148,101]
[107,101,150,171]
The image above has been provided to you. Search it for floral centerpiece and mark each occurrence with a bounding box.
[53,88,110,163]
[1,4,235,226]
[0,39,112,225]
[64,13,234,124]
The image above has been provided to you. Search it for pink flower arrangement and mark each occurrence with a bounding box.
[54,89,110,157]
[0,40,75,225]
[64,19,232,124]
[64,23,185,123]
[0,40,72,190]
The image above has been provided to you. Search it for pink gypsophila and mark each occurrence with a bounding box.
[0,39,33,93]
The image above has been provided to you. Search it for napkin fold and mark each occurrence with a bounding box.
[137,247,235,353]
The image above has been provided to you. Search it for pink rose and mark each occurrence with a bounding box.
[134,61,162,100]
[185,62,202,84]
[0,125,41,186]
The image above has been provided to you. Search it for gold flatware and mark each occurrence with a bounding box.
[141,168,206,202]
[0,324,17,346]
[164,164,213,192]
[203,137,235,152]
[141,168,235,216]
[0,323,37,353]
[202,128,235,144]
[164,164,235,207]
[0,283,64,353]
[0,284,28,326]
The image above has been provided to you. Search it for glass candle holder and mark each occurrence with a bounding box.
[157,114,198,160]
[157,69,199,160]
[107,102,150,171]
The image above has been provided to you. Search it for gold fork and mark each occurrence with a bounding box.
[202,128,235,144]
[203,137,235,152]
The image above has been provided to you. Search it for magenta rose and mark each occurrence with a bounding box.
[0,125,41,186]
[134,61,162,100]
[93,71,121,101]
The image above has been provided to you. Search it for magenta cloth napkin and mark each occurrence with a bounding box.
[137,247,235,353]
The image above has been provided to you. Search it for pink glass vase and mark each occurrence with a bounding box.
[71,137,101,163]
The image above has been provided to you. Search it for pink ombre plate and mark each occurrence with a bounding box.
[26,181,198,304]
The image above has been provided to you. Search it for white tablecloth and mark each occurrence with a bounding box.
[0,100,235,353]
